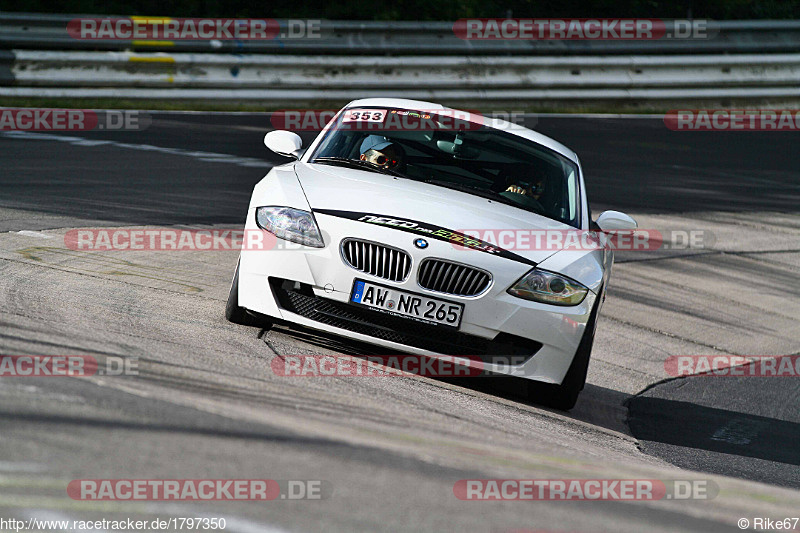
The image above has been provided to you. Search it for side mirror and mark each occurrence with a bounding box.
[595,210,638,231]
[264,130,303,159]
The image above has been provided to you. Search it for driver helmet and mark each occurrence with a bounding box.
[359,136,406,171]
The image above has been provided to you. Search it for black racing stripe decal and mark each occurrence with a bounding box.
[314,209,536,267]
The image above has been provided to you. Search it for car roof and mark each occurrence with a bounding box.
[344,97,579,163]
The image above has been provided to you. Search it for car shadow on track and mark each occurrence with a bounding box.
[265,324,634,436]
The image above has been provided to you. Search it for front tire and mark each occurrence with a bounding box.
[526,294,600,411]
[226,260,272,328]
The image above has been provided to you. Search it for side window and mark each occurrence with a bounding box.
[566,169,577,223]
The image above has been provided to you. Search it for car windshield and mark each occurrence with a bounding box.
[308,107,582,227]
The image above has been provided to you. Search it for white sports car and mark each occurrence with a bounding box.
[227,98,636,410]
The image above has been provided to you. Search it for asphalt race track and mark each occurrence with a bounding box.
[0,113,799,532]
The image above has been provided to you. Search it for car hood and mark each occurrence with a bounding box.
[294,162,572,265]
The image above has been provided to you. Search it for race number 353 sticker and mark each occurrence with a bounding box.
[343,109,387,122]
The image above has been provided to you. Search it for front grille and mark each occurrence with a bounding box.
[270,278,541,363]
[417,259,492,297]
[341,239,411,282]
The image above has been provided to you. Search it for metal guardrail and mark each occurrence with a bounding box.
[4,86,800,105]
[2,50,800,105]
[9,51,800,90]
[1,13,800,55]
[0,13,799,105]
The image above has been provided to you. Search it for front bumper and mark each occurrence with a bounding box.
[238,209,597,384]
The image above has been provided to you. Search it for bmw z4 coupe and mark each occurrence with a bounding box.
[226,98,637,410]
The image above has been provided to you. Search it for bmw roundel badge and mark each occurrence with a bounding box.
[414,238,429,249]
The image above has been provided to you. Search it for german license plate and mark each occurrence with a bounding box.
[350,279,463,329]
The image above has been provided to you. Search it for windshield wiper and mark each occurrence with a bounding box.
[424,179,547,215]
[312,157,409,179]
[424,179,518,206]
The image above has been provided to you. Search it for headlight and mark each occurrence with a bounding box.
[255,206,324,248]
[507,268,588,306]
